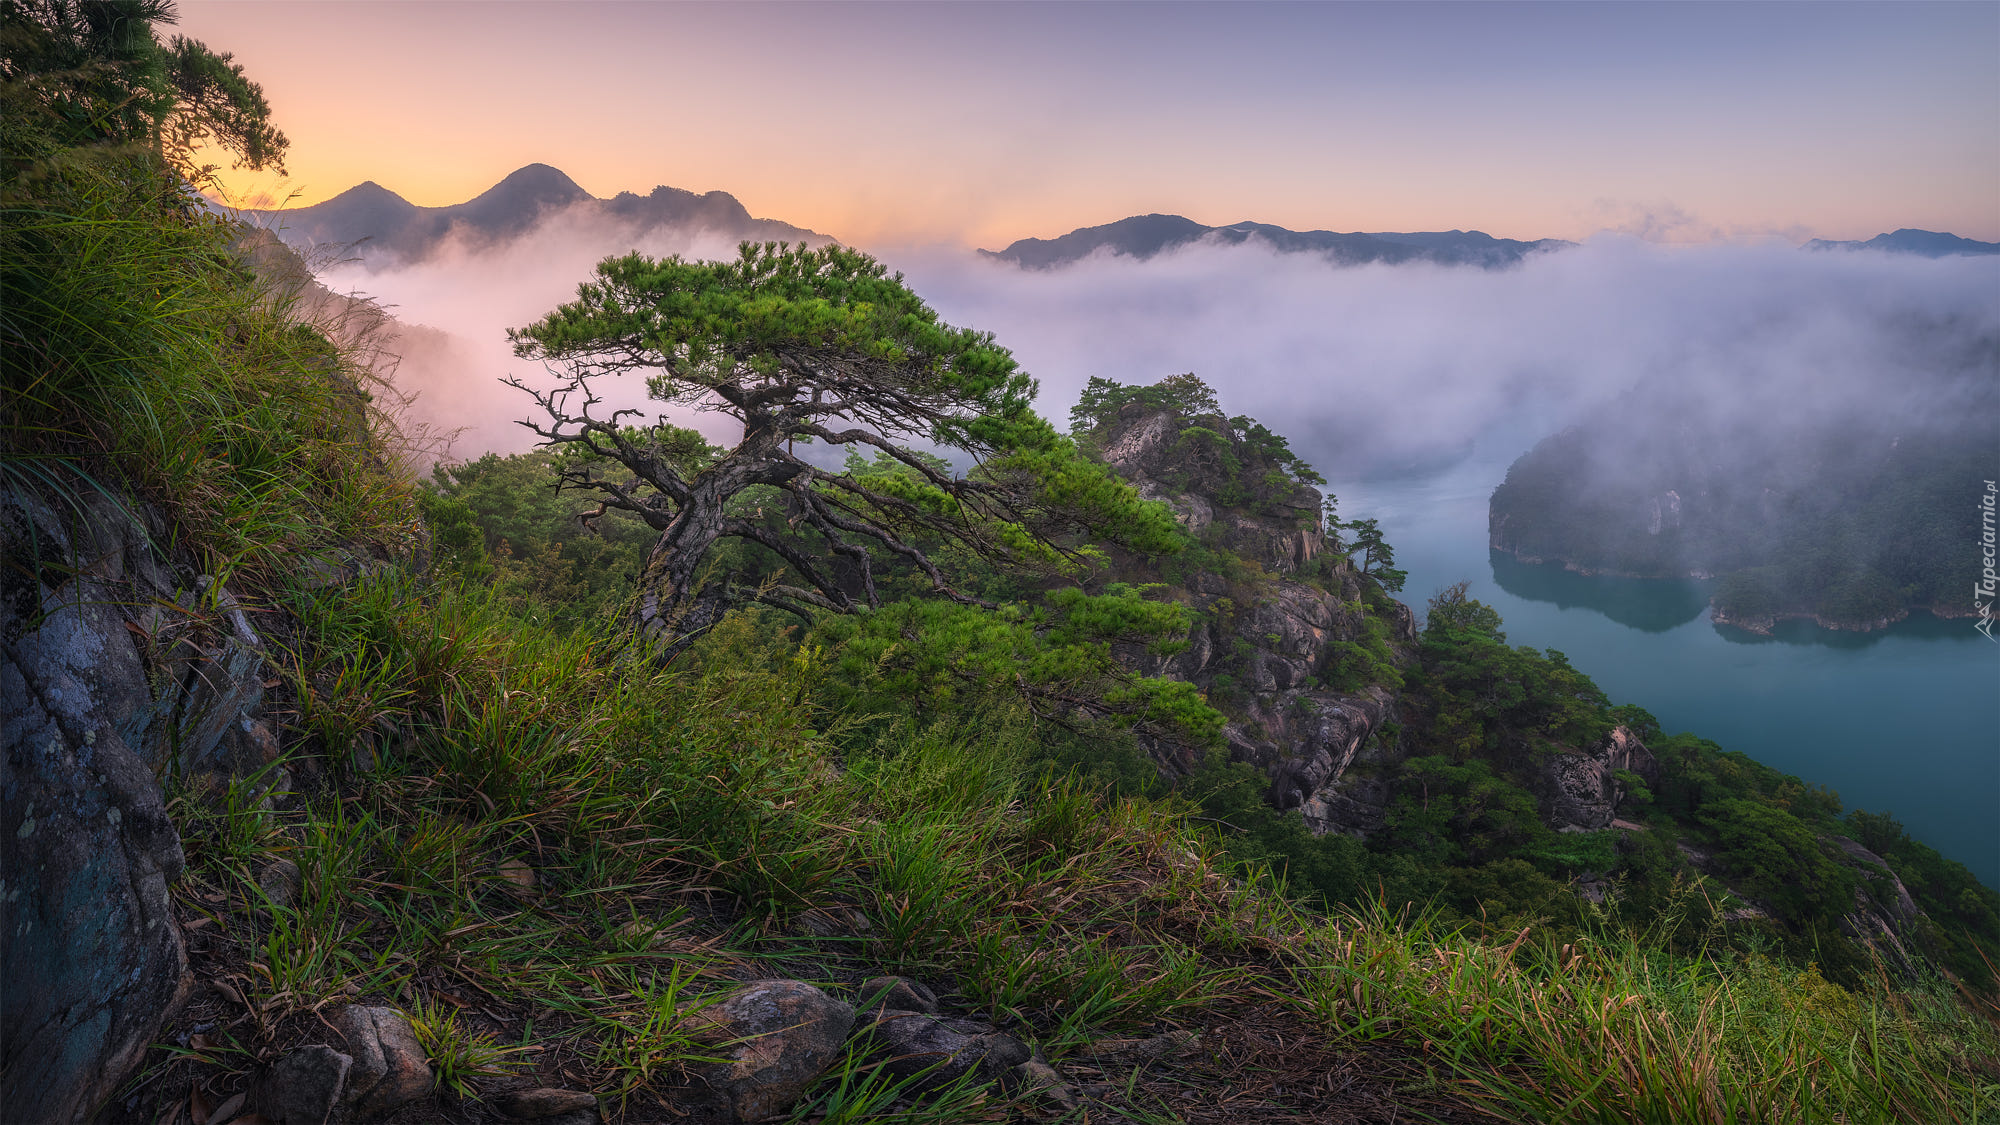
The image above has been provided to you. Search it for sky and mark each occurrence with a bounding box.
[176,1,2000,248]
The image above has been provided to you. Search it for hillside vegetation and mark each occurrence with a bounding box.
[5,8,1999,1123]
[1489,380,1997,632]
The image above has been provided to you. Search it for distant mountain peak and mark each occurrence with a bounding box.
[480,162,588,200]
[982,215,1571,270]
[321,179,410,205]
[1803,229,2000,257]
[245,164,821,264]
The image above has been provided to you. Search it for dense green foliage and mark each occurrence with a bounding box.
[2,0,287,182]
[416,448,658,629]
[420,430,2000,999]
[23,14,1997,1112]
[503,240,1182,656]
[2,0,413,590]
[242,573,1997,1123]
[1388,588,2000,987]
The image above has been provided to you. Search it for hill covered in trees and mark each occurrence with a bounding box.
[1490,374,1997,633]
[6,7,1998,1122]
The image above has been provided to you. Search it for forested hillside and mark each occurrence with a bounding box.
[1490,378,1997,632]
[5,6,1998,1124]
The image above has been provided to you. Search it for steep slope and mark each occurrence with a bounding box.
[1086,399,1660,845]
[1076,378,1978,990]
[1085,401,1411,827]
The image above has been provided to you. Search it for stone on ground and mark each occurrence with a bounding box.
[686,979,855,1122]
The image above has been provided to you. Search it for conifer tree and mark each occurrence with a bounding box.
[509,241,1180,655]
[1,0,288,183]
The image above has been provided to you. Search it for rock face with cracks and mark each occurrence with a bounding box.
[1,492,192,1125]
[0,487,306,1123]
[1541,726,1662,832]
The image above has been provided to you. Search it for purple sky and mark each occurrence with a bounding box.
[178,1,1999,246]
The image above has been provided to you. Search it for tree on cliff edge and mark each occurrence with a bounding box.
[509,241,1179,656]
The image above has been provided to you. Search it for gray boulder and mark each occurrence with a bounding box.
[687,980,855,1121]
[253,1044,354,1125]
[332,1005,433,1119]
[869,1009,1031,1087]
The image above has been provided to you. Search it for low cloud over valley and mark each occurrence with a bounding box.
[307,201,1997,486]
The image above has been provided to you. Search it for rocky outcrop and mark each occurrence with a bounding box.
[332,1005,435,1120]
[2,492,190,1124]
[1100,407,1324,576]
[1829,837,1924,975]
[1094,407,1415,834]
[1541,726,1661,832]
[0,487,283,1123]
[246,1007,434,1125]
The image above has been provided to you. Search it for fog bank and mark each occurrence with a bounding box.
[326,205,1999,482]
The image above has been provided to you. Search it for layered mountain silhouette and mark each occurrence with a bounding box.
[1803,229,2000,257]
[982,214,1573,270]
[243,163,822,263]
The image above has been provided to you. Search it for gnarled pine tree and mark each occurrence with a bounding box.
[508,241,1177,655]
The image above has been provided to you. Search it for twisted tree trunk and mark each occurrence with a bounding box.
[631,434,804,658]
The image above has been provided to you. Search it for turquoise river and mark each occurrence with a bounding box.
[1345,455,2000,887]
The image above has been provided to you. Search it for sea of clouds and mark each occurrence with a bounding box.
[320,207,1998,485]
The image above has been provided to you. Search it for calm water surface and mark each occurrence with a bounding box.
[1343,457,2000,886]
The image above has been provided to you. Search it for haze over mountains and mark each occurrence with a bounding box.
[1803,229,2000,257]
[260,164,1999,479]
[247,163,1999,273]
[244,163,823,264]
[982,214,1575,270]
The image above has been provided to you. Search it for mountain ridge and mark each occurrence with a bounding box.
[982,213,1575,270]
[243,162,823,263]
[1803,228,2000,257]
[990,215,2000,269]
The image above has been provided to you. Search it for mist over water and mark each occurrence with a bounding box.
[893,236,1997,478]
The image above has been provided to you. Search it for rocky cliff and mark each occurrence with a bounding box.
[1089,405,1417,831]
[0,482,358,1122]
[1092,400,1678,848]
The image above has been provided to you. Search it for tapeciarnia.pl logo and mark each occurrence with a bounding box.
[1978,480,1997,642]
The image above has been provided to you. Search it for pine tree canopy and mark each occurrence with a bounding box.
[508,240,1182,654]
